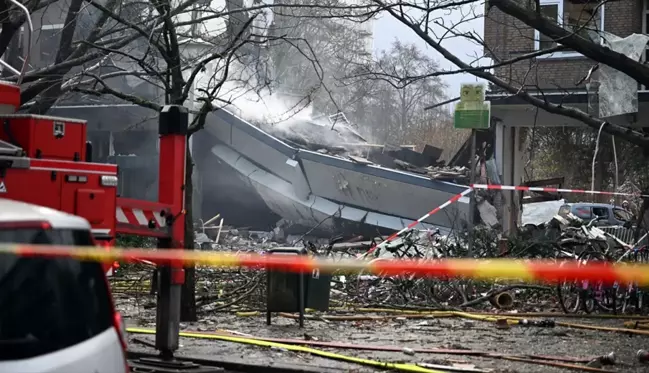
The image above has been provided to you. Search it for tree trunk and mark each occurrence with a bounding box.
[1,31,21,79]
[180,142,197,321]
[592,138,607,203]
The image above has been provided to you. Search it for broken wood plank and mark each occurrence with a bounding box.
[346,155,373,165]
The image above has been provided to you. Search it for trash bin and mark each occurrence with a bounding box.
[265,247,331,327]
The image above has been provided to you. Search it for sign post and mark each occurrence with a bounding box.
[454,84,491,255]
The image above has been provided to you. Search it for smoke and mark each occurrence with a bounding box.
[217,79,368,154]
[225,84,314,126]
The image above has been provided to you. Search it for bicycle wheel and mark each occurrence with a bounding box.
[623,247,649,314]
[577,250,605,314]
[596,283,624,314]
[622,285,644,314]
[585,250,624,314]
[556,261,582,314]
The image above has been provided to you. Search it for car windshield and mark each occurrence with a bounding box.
[0,227,113,360]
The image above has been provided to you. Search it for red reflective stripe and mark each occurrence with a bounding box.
[121,208,138,226]
[0,221,51,230]
[448,194,464,202]
[30,159,117,174]
[143,210,157,227]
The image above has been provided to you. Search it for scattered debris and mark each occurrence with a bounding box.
[402,347,415,356]
[417,362,492,373]
[637,349,649,363]
[494,319,510,330]
[597,352,617,366]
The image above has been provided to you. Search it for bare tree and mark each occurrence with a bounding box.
[332,0,649,234]
[345,40,449,146]
[267,0,374,115]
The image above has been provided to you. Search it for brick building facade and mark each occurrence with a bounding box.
[484,0,644,92]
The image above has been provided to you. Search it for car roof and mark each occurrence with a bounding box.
[564,203,620,209]
[0,198,91,230]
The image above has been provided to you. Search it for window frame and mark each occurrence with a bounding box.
[0,25,25,76]
[534,0,606,59]
[41,23,65,31]
[38,24,65,66]
[190,0,211,38]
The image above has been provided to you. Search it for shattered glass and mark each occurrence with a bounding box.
[598,33,649,118]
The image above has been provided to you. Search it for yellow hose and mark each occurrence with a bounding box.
[236,307,649,320]
[236,310,517,324]
[332,307,649,320]
[235,309,649,335]
[127,328,447,373]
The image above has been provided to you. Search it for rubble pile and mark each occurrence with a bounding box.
[254,114,467,183]
[113,200,647,325]
[113,222,561,318]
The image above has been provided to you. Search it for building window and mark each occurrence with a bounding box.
[0,26,25,76]
[190,0,211,37]
[535,0,604,58]
[38,24,64,67]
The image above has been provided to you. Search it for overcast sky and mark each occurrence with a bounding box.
[372,6,485,106]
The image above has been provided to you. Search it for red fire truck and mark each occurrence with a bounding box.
[0,0,187,359]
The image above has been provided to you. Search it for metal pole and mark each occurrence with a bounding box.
[468,129,477,256]
[155,105,188,359]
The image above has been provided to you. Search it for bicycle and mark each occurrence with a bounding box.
[558,220,648,315]
[555,215,621,314]
[602,229,649,314]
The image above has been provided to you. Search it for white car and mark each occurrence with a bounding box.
[0,198,129,373]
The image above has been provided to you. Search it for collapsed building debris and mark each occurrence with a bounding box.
[195,109,474,236]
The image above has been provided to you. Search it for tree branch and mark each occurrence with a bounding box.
[489,0,649,86]
[373,0,649,148]
[71,72,162,111]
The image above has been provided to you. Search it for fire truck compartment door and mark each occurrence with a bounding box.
[1,168,62,210]
[75,189,106,225]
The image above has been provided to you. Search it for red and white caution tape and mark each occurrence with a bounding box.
[7,243,649,286]
[471,184,649,199]
[362,188,473,257]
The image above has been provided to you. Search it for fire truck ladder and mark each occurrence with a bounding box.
[0,138,22,156]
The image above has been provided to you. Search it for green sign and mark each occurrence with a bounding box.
[454,83,491,129]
